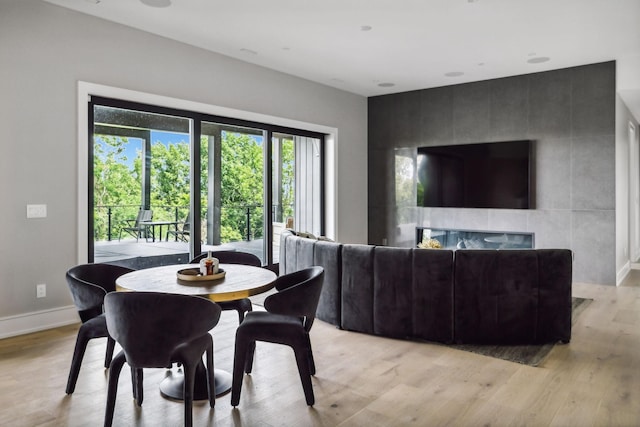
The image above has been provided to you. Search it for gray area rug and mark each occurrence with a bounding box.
[251,293,592,367]
[451,297,592,366]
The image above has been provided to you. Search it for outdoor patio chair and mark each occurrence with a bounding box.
[118,209,152,241]
[167,211,190,242]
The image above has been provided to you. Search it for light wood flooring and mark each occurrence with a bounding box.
[1,281,639,426]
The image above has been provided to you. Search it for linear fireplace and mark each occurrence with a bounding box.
[416,227,534,250]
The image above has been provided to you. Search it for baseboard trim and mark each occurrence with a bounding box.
[617,261,632,287]
[0,305,78,339]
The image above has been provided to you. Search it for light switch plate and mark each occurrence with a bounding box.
[27,204,47,218]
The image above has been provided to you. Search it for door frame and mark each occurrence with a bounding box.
[77,81,337,265]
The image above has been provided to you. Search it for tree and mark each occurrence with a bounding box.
[94,130,292,244]
[93,135,141,240]
[220,132,264,242]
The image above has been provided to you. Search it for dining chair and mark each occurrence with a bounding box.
[103,291,221,427]
[190,250,262,323]
[231,266,324,406]
[64,263,134,394]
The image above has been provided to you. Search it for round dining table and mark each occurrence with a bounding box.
[115,263,277,400]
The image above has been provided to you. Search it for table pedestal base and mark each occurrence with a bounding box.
[160,364,232,401]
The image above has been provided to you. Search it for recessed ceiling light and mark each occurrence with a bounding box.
[361,25,373,32]
[445,71,464,77]
[527,56,550,64]
[378,82,395,88]
[140,0,171,7]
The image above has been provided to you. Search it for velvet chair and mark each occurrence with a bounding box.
[103,292,221,427]
[231,266,324,406]
[64,263,134,394]
[190,251,261,323]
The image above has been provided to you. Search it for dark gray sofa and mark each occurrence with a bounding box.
[280,230,572,345]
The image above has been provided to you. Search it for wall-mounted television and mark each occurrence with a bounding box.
[416,140,533,209]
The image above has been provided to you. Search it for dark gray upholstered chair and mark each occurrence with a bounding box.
[231,266,324,406]
[103,292,221,427]
[64,263,134,394]
[190,251,261,323]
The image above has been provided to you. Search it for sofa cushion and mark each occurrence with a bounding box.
[454,249,539,344]
[296,235,316,270]
[279,229,295,274]
[412,248,455,343]
[284,234,298,275]
[314,240,343,326]
[341,244,375,334]
[373,247,413,338]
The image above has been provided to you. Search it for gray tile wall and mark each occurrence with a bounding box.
[368,61,616,285]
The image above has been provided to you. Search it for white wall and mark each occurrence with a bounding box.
[0,0,367,337]
[616,54,640,285]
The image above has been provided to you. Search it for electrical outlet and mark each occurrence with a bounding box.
[27,204,47,219]
[36,284,46,298]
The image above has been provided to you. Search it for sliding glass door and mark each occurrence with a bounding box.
[200,121,267,263]
[88,96,324,269]
[271,133,323,263]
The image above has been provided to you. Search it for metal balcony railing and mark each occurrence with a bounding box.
[95,203,293,243]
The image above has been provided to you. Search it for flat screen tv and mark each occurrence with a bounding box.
[416,140,533,209]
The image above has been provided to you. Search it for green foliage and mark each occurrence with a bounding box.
[220,132,264,242]
[93,136,142,240]
[93,131,293,244]
[150,140,190,220]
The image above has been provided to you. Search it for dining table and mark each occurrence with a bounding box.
[115,263,277,400]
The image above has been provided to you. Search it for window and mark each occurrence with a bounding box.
[88,96,324,269]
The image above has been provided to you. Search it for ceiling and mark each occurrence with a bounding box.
[44,0,640,98]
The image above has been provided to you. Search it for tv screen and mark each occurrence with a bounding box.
[416,140,533,209]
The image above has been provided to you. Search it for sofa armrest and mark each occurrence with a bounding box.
[536,249,572,343]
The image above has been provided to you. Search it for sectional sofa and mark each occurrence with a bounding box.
[279,230,572,345]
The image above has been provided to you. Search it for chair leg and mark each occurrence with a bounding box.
[183,362,196,427]
[236,298,253,323]
[104,352,126,427]
[293,346,315,406]
[231,334,250,407]
[131,368,143,406]
[104,337,115,369]
[65,327,92,394]
[206,342,216,408]
[244,341,256,374]
[305,334,316,376]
